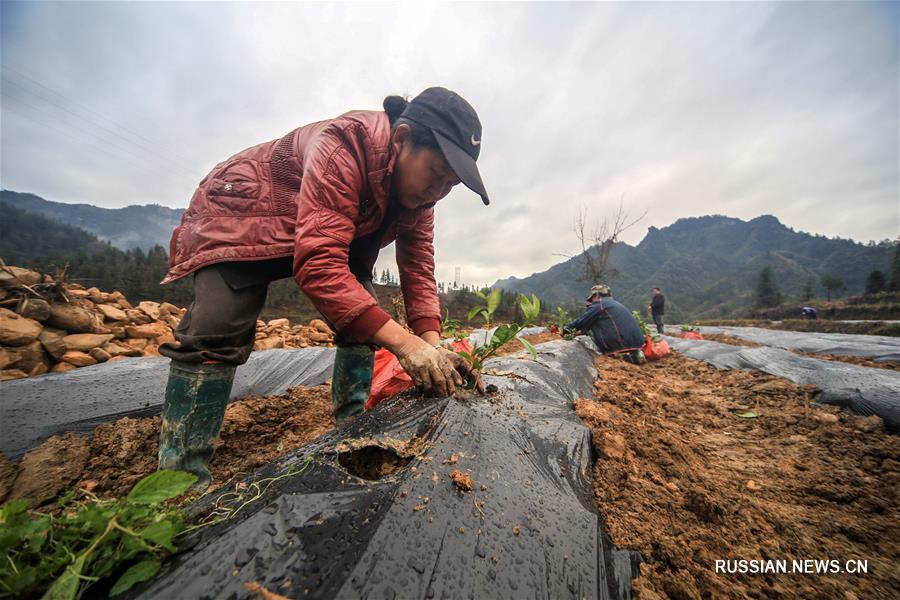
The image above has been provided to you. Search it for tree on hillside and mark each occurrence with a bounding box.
[564,199,645,284]
[820,274,846,300]
[865,270,886,295]
[800,277,815,301]
[754,267,783,308]
[890,242,900,292]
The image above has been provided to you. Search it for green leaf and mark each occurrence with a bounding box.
[109,560,161,596]
[518,336,538,358]
[126,471,197,505]
[486,288,502,316]
[467,305,485,321]
[139,520,178,551]
[734,411,759,419]
[41,555,85,600]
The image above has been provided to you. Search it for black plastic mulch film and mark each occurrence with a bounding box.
[0,348,336,459]
[666,335,900,432]
[127,339,640,600]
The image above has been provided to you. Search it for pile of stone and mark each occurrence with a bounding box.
[0,265,336,382]
[253,317,334,351]
[0,266,186,381]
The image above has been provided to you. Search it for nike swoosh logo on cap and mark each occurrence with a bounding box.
[471,135,481,146]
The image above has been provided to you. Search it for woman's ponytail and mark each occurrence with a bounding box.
[383,95,409,125]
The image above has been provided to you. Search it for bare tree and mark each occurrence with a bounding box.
[566,199,646,284]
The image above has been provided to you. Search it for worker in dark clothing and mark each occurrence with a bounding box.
[564,284,646,364]
[648,287,665,334]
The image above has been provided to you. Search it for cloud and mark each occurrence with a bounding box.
[1,1,897,287]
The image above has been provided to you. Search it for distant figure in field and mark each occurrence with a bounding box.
[801,306,817,320]
[648,287,665,334]
[564,284,646,364]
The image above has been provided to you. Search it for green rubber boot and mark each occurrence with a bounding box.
[158,361,236,491]
[331,345,374,425]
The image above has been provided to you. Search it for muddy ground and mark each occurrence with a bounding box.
[576,353,899,599]
[0,385,335,505]
[701,332,900,371]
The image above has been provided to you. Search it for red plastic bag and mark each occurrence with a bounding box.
[681,332,704,340]
[366,339,475,410]
[642,336,671,361]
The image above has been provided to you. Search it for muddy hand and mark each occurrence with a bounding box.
[394,337,463,397]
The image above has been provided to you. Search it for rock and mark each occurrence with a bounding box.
[102,341,143,357]
[89,347,112,362]
[155,332,176,346]
[125,309,153,325]
[109,290,125,301]
[126,323,170,339]
[63,333,115,352]
[307,330,332,343]
[814,413,839,425]
[0,266,41,288]
[599,432,627,460]
[14,298,51,322]
[310,319,333,335]
[161,314,181,329]
[137,301,161,320]
[66,289,91,298]
[9,432,91,505]
[125,338,149,350]
[50,362,77,373]
[107,355,128,363]
[14,341,50,373]
[110,326,126,339]
[117,298,134,310]
[853,415,883,433]
[28,362,49,377]
[267,318,290,329]
[0,307,43,346]
[254,336,284,351]
[96,303,129,322]
[47,303,94,333]
[0,346,22,369]
[143,343,160,356]
[746,479,762,491]
[159,302,180,316]
[0,369,28,381]
[61,351,98,367]
[38,327,68,360]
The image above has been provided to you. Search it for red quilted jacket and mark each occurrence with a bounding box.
[161,110,440,342]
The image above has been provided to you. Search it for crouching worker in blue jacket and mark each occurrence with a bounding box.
[563,284,646,364]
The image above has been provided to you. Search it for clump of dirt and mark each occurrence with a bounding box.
[703,332,900,371]
[576,353,899,599]
[3,385,334,504]
[450,469,472,491]
[337,445,411,480]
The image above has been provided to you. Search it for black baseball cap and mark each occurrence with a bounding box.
[400,87,490,205]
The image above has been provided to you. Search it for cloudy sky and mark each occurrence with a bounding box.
[1,1,897,287]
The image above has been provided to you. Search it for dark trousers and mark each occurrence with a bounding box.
[159,265,377,365]
[652,314,664,335]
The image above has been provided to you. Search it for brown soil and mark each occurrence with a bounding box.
[3,385,334,505]
[702,332,900,371]
[576,353,899,599]
[493,330,562,356]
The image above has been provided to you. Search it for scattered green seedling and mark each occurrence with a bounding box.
[679,324,700,333]
[0,470,196,599]
[441,309,464,341]
[553,307,571,331]
[458,294,541,382]
[632,310,659,341]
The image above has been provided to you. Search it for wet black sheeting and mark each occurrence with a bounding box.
[666,336,900,432]
[131,339,640,600]
[0,348,336,460]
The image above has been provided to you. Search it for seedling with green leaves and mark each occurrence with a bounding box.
[0,470,196,599]
[458,293,541,378]
[632,310,659,341]
[440,309,464,341]
[553,306,571,330]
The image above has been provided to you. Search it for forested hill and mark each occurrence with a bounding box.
[0,190,183,251]
[494,215,896,321]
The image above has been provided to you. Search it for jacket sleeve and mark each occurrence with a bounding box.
[568,304,601,333]
[293,125,392,342]
[396,208,441,336]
